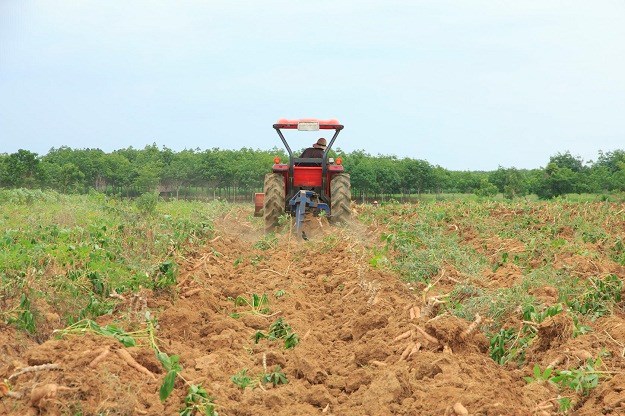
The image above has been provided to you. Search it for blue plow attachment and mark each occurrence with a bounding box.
[288,190,329,238]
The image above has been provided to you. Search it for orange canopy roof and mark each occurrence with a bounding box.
[274,118,342,129]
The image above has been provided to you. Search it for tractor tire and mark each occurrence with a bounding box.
[263,173,285,232]
[330,173,351,224]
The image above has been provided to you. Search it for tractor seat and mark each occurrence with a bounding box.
[294,157,323,167]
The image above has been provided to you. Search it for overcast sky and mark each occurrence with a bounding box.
[1,1,624,170]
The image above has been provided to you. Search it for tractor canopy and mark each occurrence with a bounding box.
[272,118,344,160]
[274,118,343,130]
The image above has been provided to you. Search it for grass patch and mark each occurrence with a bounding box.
[0,190,225,332]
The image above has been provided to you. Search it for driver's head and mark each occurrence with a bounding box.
[313,138,327,149]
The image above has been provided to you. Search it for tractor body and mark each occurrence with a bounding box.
[258,118,351,234]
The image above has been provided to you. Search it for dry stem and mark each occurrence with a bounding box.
[9,363,62,380]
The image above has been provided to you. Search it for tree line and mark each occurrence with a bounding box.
[1,144,624,200]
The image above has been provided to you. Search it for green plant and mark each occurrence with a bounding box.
[135,192,159,215]
[253,234,278,250]
[284,332,300,349]
[277,214,290,227]
[558,397,573,413]
[551,357,604,394]
[53,319,137,347]
[319,234,339,253]
[274,289,286,298]
[261,365,288,386]
[145,314,219,405]
[488,303,568,365]
[567,275,622,318]
[230,293,271,318]
[157,352,183,401]
[523,364,553,383]
[154,260,177,289]
[231,368,256,389]
[571,314,592,338]
[522,303,563,325]
[524,358,605,398]
[8,294,36,333]
[489,328,519,364]
[179,384,218,416]
[250,254,264,266]
[267,317,290,339]
[369,249,389,268]
[253,317,299,349]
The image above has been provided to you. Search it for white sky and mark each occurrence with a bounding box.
[1,1,624,170]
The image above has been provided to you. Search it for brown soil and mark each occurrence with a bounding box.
[2,207,625,415]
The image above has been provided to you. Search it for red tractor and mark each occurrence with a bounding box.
[256,118,351,235]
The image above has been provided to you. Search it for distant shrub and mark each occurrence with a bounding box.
[0,188,61,205]
[475,179,498,197]
[135,192,160,215]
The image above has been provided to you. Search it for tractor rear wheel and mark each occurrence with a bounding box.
[263,173,285,232]
[330,173,351,224]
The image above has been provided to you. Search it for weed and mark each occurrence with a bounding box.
[253,234,278,250]
[274,289,286,298]
[567,275,621,318]
[267,317,290,339]
[551,357,604,394]
[250,254,265,266]
[54,319,138,347]
[558,397,573,413]
[284,332,300,349]
[571,315,592,338]
[135,192,159,215]
[277,214,290,227]
[253,317,300,349]
[157,351,183,401]
[231,293,271,318]
[261,365,288,387]
[72,294,115,323]
[611,237,625,265]
[522,303,563,325]
[489,327,529,365]
[369,249,389,269]
[1,194,220,334]
[319,234,339,253]
[231,368,256,389]
[154,260,177,289]
[523,357,605,399]
[231,366,288,391]
[7,294,37,333]
[523,364,553,383]
[233,256,243,267]
[180,384,218,416]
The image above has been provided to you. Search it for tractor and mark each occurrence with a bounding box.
[255,118,351,236]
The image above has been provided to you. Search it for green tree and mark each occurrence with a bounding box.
[4,149,40,188]
[59,163,86,193]
[0,154,9,186]
[402,159,434,194]
[102,153,133,193]
[134,164,161,193]
[490,166,528,199]
[475,178,498,197]
[549,151,584,172]
[161,150,199,198]
[535,162,577,199]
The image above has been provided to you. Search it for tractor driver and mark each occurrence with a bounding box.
[300,138,327,160]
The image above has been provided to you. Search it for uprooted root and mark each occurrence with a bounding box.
[30,383,75,408]
[8,363,62,381]
[115,348,156,381]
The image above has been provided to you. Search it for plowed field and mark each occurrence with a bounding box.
[2,200,625,415]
